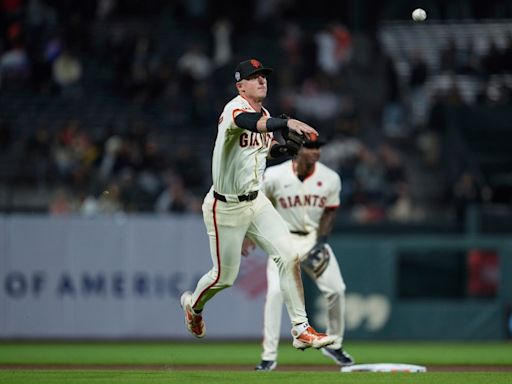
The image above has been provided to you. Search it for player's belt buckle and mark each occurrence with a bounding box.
[239,191,258,202]
[214,191,258,203]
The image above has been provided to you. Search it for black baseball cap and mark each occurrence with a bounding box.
[303,133,327,148]
[235,59,273,82]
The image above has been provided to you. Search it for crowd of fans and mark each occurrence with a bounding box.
[28,119,205,216]
[0,1,509,224]
[380,21,512,222]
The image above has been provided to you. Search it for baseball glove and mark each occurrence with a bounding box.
[283,129,305,156]
[301,242,330,278]
[276,114,305,156]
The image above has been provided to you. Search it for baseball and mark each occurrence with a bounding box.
[412,8,427,22]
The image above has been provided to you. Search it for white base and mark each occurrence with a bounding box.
[341,363,427,373]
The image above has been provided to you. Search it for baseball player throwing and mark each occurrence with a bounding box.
[180,59,335,351]
[244,135,354,371]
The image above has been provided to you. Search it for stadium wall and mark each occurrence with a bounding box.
[0,215,510,340]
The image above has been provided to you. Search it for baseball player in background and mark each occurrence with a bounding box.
[243,135,354,371]
[180,59,336,351]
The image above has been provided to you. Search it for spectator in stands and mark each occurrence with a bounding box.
[212,19,232,68]
[409,50,429,128]
[387,182,414,223]
[127,36,162,101]
[172,146,206,194]
[176,42,213,84]
[0,35,30,87]
[278,22,307,89]
[378,143,407,206]
[409,50,428,89]
[420,92,444,167]
[354,146,386,205]
[52,121,80,182]
[456,40,481,75]
[137,139,166,200]
[481,41,502,75]
[381,53,407,138]
[315,23,352,77]
[320,133,363,205]
[48,187,76,215]
[26,126,51,187]
[439,37,457,73]
[51,48,83,96]
[154,170,201,214]
[293,77,342,134]
[97,135,122,182]
[118,167,150,212]
[96,182,124,214]
[452,171,485,226]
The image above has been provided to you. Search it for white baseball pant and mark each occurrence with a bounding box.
[190,191,308,325]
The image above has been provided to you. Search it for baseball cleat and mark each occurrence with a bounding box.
[180,291,205,338]
[321,347,355,366]
[291,323,336,350]
[254,360,277,371]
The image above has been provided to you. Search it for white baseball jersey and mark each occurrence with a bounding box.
[212,95,273,196]
[263,160,342,234]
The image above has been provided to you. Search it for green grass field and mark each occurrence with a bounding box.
[1,341,511,384]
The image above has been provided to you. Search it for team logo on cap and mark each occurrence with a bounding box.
[235,71,241,81]
[250,59,262,68]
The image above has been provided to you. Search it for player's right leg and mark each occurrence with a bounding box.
[180,193,249,338]
[180,290,205,338]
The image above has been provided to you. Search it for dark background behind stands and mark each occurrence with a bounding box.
[0,0,511,237]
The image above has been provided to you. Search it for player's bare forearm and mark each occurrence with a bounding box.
[256,116,270,132]
[317,207,338,240]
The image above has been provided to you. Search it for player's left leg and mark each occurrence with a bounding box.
[247,194,307,325]
[247,194,335,349]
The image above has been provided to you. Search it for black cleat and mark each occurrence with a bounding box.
[321,347,355,366]
[254,360,277,371]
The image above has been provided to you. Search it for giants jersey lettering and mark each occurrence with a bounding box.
[212,95,273,195]
[263,160,341,233]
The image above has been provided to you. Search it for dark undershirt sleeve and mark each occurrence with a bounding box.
[234,112,262,132]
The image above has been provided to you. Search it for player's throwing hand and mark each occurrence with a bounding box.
[286,119,318,140]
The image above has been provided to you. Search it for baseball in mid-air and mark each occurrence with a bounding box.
[412,8,427,22]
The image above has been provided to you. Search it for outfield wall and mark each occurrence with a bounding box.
[0,215,510,340]
[306,235,512,340]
